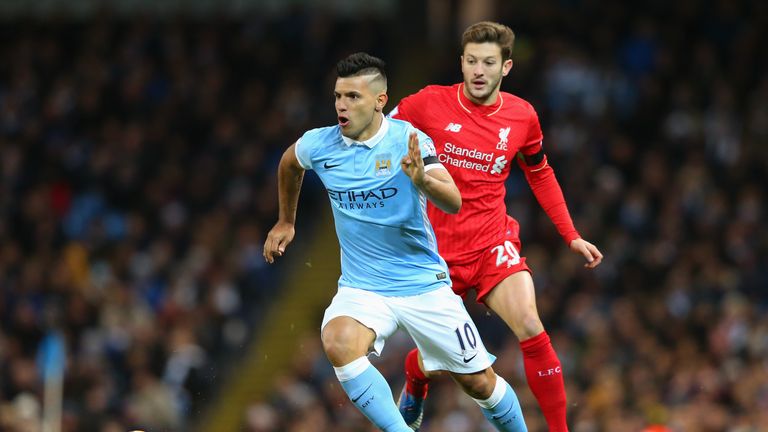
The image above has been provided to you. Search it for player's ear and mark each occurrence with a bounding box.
[375,92,388,112]
[502,59,513,77]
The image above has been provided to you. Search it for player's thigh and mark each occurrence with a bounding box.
[484,271,544,339]
[393,286,493,374]
[321,287,399,357]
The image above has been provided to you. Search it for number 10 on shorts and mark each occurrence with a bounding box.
[491,240,520,268]
[454,322,477,351]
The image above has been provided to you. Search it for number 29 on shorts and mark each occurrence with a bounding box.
[491,240,520,268]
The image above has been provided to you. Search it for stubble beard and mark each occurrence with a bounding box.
[466,75,502,105]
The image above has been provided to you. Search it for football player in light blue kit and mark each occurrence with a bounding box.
[263,53,526,432]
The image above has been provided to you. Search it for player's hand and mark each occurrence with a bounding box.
[569,238,603,269]
[401,132,425,187]
[263,221,295,264]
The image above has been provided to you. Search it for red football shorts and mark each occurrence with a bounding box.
[448,216,531,304]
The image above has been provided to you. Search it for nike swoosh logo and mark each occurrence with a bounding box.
[324,162,340,169]
[463,353,478,363]
[351,383,373,403]
[491,403,515,420]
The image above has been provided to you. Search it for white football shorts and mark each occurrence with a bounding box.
[321,285,494,374]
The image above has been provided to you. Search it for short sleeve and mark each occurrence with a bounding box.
[419,133,437,159]
[416,129,442,170]
[295,131,316,170]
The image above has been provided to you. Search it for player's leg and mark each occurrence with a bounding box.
[476,220,569,432]
[483,271,568,432]
[321,288,413,432]
[395,286,527,431]
[398,347,433,429]
[398,261,476,427]
[449,368,526,431]
[321,316,377,366]
[483,271,543,339]
[402,349,528,429]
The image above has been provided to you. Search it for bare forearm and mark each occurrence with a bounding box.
[417,174,461,214]
[277,153,305,224]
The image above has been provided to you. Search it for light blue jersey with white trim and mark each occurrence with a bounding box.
[296,116,450,296]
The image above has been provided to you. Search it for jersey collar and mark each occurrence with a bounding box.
[340,114,389,148]
[456,83,504,117]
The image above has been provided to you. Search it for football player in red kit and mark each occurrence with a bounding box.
[390,21,603,431]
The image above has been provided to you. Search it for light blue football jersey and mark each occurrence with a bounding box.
[295,116,451,296]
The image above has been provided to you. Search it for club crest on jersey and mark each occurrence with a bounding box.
[496,127,510,150]
[375,153,392,176]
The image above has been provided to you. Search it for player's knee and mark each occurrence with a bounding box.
[512,311,544,339]
[322,337,360,366]
[321,322,367,365]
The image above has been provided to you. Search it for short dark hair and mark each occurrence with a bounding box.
[336,52,387,83]
[461,21,515,60]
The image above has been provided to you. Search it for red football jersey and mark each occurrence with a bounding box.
[392,83,577,263]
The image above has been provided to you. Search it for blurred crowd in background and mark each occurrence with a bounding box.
[1,1,767,432]
[0,12,340,431]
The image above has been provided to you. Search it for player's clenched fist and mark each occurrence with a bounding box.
[401,132,425,187]
[263,221,295,264]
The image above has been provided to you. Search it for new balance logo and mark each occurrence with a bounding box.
[491,155,508,175]
[444,123,462,132]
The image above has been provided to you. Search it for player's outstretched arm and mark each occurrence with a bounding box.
[517,150,604,269]
[401,132,461,214]
[263,143,305,264]
[569,238,603,269]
